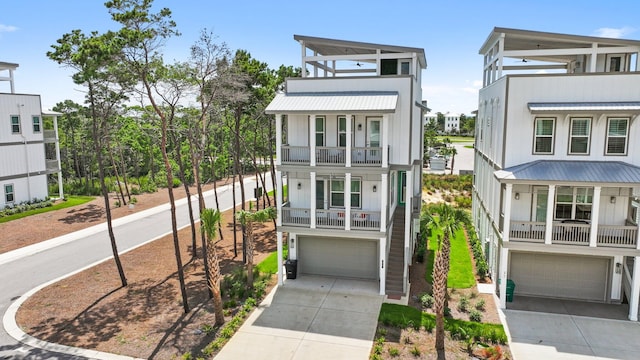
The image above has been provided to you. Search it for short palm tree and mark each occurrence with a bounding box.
[423,203,466,355]
[236,207,277,289]
[201,208,225,326]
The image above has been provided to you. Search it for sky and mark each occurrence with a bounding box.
[1,0,640,115]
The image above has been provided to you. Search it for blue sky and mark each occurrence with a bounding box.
[1,0,639,114]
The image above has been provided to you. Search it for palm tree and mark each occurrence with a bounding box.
[444,145,458,175]
[236,207,277,290]
[201,208,225,326]
[423,203,466,356]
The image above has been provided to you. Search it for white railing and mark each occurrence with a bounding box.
[350,210,381,230]
[552,222,590,245]
[43,129,57,141]
[597,225,638,248]
[316,208,346,228]
[281,146,310,164]
[351,147,382,166]
[509,221,545,242]
[281,205,310,227]
[45,159,59,172]
[316,147,346,165]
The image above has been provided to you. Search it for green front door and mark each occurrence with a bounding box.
[398,171,406,206]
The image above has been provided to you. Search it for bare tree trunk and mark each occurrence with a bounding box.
[232,172,238,258]
[119,146,131,201]
[206,237,225,326]
[211,172,224,241]
[109,150,127,206]
[172,131,198,259]
[245,222,254,290]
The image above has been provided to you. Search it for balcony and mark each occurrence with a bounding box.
[510,221,638,249]
[43,130,57,142]
[281,203,381,231]
[281,145,383,166]
[46,159,59,172]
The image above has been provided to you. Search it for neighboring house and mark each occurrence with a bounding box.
[0,61,63,209]
[444,112,460,133]
[266,35,427,299]
[472,27,640,320]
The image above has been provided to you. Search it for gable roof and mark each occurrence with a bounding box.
[265,91,398,114]
[495,160,640,184]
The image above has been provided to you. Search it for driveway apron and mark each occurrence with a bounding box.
[215,276,382,360]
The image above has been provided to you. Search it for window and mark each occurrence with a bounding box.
[400,61,410,75]
[330,178,361,208]
[568,118,590,154]
[11,115,20,134]
[606,118,628,155]
[315,116,325,147]
[555,186,593,220]
[338,116,347,147]
[4,184,14,204]
[534,118,555,154]
[32,116,41,133]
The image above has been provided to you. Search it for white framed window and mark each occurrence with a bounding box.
[533,117,555,154]
[330,178,361,208]
[555,186,593,220]
[605,117,628,155]
[315,116,325,147]
[4,184,15,204]
[32,116,41,133]
[568,117,591,154]
[11,115,20,134]
[338,116,347,147]
[400,60,410,75]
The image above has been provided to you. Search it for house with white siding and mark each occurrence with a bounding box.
[0,61,63,209]
[472,27,640,320]
[266,35,427,299]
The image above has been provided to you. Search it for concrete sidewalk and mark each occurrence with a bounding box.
[215,276,382,360]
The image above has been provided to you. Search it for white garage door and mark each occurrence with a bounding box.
[510,252,609,302]
[298,236,378,280]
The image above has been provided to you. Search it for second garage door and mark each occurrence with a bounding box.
[298,236,378,280]
[510,252,609,302]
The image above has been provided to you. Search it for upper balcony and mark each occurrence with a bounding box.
[281,146,383,167]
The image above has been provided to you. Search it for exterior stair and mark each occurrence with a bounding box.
[386,208,406,297]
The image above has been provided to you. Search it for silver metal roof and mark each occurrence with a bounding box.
[495,160,640,184]
[528,102,640,112]
[265,91,398,114]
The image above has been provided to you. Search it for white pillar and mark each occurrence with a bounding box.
[382,114,389,167]
[309,115,316,166]
[380,173,388,231]
[276,170,283,226]
[544,185,556,245]
[275,114,282,166]
[310,172,316,229]
[277,231,284,285]
[345,173,351,231]
[589,43,598,72]
[53,114,64,199]
[589,186,601,247]
[629,256,640,321]
[346,114,352,167]
[379,236,386,295]
[611,255,623,301]
[503,183,513,243]
[403,170,413,293]
[499,247,510,309]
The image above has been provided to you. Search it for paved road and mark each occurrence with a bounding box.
[0,174,273,360]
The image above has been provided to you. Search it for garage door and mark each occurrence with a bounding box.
[510,253,609,302]
[298,236,378,279]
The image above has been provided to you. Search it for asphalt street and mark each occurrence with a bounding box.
[0,174,272,360]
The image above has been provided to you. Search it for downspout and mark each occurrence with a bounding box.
[18,104,31,201]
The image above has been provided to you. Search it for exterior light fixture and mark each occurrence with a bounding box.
[373,185,377,192]
[616,262,622,274]
[514,193,520,200]
[611,196,616,204]
[297,182,302,190]
[358,124,362,131]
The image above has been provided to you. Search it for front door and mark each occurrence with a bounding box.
[316,179,325,209]
[398,171,406,206]
[367,118,381,162]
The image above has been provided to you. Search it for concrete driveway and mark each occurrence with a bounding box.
[504,309,640,360]
[215,276,382,360]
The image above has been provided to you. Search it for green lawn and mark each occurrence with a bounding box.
[0,196,95,224]
[426,228,476,288]
[436,136,475,143]
[256,245,288,274]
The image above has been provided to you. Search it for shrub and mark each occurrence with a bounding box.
[469,309,482,322]
[388,347,400,357]
[457,296,470,312]
[420,293,434,308]
[410,346,420,357]
[475,299,486,311]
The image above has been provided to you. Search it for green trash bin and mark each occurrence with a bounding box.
[506,279,515,302]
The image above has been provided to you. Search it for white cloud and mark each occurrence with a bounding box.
[593,27,635,39]
[0,24,18,33]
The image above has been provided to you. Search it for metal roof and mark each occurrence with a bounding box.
[265,91,398,114]
[528,102,640,112]
[495,160,640,184]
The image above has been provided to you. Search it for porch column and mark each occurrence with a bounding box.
[503,183,513,243]
[380,173,388,231]
[277,231,284,285]
[379,236,386,295]
[345,172,351,231]
[382,114,389,167]
[403,170,413,293]
[275,114,282,166]
[276,170,283,226]
[636,221,640,250]
[611,255,623,301]
[52,114,64,200]
[346,114,352,167]
[589,186,601,247]
[498,247,510,309]
[629,256,640,321]
[309,115,316,166]
[544,185,556,245]
[310,172,316,229]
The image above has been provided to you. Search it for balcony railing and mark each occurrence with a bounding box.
[46,159,59,172]
[281,146,310,164]
[281,203,380,231]
[316,147,346,165]
[280,145,383,166]
[351,147,382,166]
[509,220,638,249]
[43,130,57,141]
